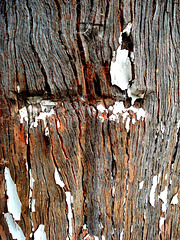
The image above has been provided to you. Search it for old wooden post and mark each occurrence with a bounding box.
[0,0,179,239]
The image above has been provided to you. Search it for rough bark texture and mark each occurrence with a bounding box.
[0,0,179,239]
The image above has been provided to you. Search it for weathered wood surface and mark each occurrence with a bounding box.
[0,0,179,239]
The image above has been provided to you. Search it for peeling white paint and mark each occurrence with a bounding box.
[132,118,136,124]
[123,22,132,36]
[99,116,105,122]
[40,100,57,112]
[57,119,60,128]
[158,186,168,212]
[19,100,57,133]
[83,224,87,229]
[19,107,28,124]
[125,117,130,132]
[34,224,46,240]
[120,229,124,240]
[29,169,35,190]
[97,104,108,113]
[4,213,25,240]
[112,186,115,197]
[97,101,145,132]
[110,23,147,105]
[150,175,158,207]
[139,181,144,190]
[94,236,99,240]
[31,199,36,212]
[29,169,35,214]
[54,168,65,188]
[31,109,55,129]
[122,111,129,122]
[171,193,178,205]
[45,127,49,136]
[84,234,90,239]
[159,217,165,231]
[110,48,132,91]
[65,191,73,239]
[4,167,22,220]
[17,85,20,93]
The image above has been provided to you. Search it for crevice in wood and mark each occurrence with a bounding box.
[171,128,179,165]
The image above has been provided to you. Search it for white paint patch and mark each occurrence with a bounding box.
[125,117,130,132]
[29,169,35,213]
[159,217,165,231]
[128,106,145,120]
[57,120,60,128]
[19,107,28,124]
[132,118,136,124]
[112,186,115,197]
[40,100,57,112]
[99,116,105,122]
[150,175,158,207]
[110,49,132,90]
[17,85,20,93]
[19,100,57,134]
[158,186,168,212]
[102,235,105,240]
[122,112,129,122]
[32,199,36,212]
[139,181,144,190]
[4,213,25,240]
[54,168,65,188]
[97,104,108,113]
[94,236,99,240]
[34,224,46,240]
[4,167,22,220]
[83,224,87,229]
[29,169,35,190]
[31,109,55,129]
[84,234,90,239]
[120,229,124,240]
[44,127,49,136]
[65,192,73,239]
[171,193,178,205]
[97,101,145,131]
[123,22,132,36]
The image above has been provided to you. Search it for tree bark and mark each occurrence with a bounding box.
[0,0,179,239]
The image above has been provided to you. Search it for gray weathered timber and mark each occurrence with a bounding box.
[0,0,179,239]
